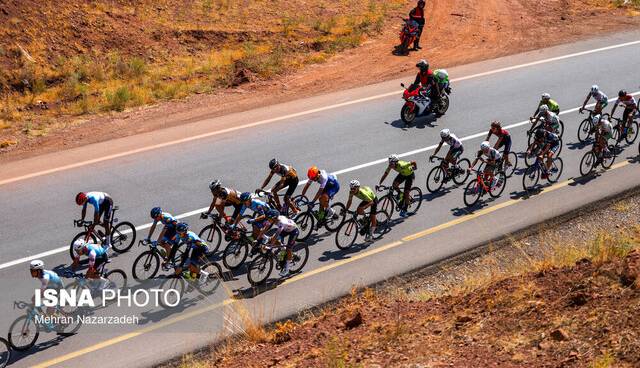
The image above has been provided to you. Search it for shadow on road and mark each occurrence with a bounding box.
[386,114,437,130]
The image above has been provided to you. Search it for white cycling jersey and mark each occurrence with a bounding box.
[444,133,462,149]
[599,119,613,134]
[616,95,637,108]
[276,216,298,234]
[590,90,608,103]
[482,147,502,161]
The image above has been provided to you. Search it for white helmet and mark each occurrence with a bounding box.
[30,260,44,270]
[73,239,86,253]
[541,93,551,100]
[592,114,601,124]
[349,180,361,189]
[440,129,450,139]
[480,141,491,151]
[388,154,399,164]
[539,104,549,113]
[591,85,599,93]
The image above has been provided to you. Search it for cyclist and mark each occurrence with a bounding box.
[72,239,108,282]
[146,207,179,269]
[431,128,463,181]
[255,209,299,277]
[259,158,300,215]
[75,191,113,248]
[532,93,560,117]
[378,154,416,218]
[610,90,637,142]
[345,180,378,241]
[173,223,210,285]
[485,121,512,168]
[201,180,243,223]
[30,260,64,316]
[233,192,272,241]
[580,85,608,115]
[529,129,560,179]
[300,166,340,226]
[469,141,503,189]
[408,0,426,50]
[532,105,561,133]
[589,116,614,160]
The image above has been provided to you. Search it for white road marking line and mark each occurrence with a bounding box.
[2,91,638,271]
[1,39,639,187]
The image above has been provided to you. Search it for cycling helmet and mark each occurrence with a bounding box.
[73,239,86,253]
[349,180,361,190]
[268,158,279,170]
[266,209,280,219]
[388,154,399,164]
[416,59,429,71]
[491,121,501,129]
[539,104,549,113]
[150,207,162,218]
[619,90,627,98]
[592,115,601,124]
[75,192,87,205]
[209,180,221,192]
[176,222,189,233]
[307,166,320,180]
[541,93,551,101]
[535,128,546,140]
[440,128,450,139]
[591,85,599,93]
[30,260,44,271]
[480,141,491,151]
[239,192,251,201]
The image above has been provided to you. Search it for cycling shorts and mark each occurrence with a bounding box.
[322,178,340,199]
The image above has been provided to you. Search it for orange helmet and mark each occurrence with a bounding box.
[307,166,320,180]
[75,192,87,205]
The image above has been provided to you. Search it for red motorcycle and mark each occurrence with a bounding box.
[400,83,450,125]
[395,19,419,56]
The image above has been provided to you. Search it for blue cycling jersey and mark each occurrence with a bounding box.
[83,192,109,212]
[41,270,63,289]
[157,212,178,230]
[175,231,207,249]
[239,199,270,217]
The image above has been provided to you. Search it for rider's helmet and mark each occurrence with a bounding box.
[619,90,627,98]
[535,128,546,140]
[591,85,599,93]
[541,93,551,101]
[75,192,87,205]
[349,180,361,190]
[388,154,399,164]
[209,180,221,193]
[73,239,86,253]
[491,121,502,129]
[268,158,279,170]
[307,166,320,180]
[480,141,491,151]
[30,260,44,271]
[417,0,425,7]
[439,128,450,139]
[416,59,429,72]
[150,207,162,218]
[539,104,549,113]
[266,209,280,219]
[239,192,251,202]
[591,115,600,125]
[176,222,189,233]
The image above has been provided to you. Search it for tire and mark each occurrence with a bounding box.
[372,210,391,240]
[324,202,346,232]
[489,172,507,198]
[579,151,596,176]
[8,315,39,351]
[502,152,518,178]
[524,148,538,168]
[452,159,471,185]
[0,337,11,368]
[222,240,249,270]
[522,165,540,192]
[426,166,445,193]
[556,120,565,138]
[198,224,222,254]
[69,232,98,260]
[378,195,395,218]
[197,262,223,294]
[247,254,273,286]
[159,276,185,309]
[547,157,563,183]
[577,119,592,143]
[104,269,128,292]
[54,311,82,336]
[436,94,450,116]
[335,219,358,250]
[110,221,136,254]
[294,212,314,241]
[556,138,564,157]
[601,145,616,169]
[289,243,309,274]
[132,250,160,280]
[406,187,423,215]
[401,104,416,125]
[463,180,481,207]
[625,121,639,144]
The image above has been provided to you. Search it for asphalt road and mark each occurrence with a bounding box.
[1,31,640,367]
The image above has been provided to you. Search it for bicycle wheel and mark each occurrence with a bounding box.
[69,232,98,260]
[426,166,445,193]
[522,165,540,192]
[289,243,309,274]
[452,159,471,185]
[625,121,639,144]
[579,151,596,176]
[247,254,273,286]
[222,240,248,270]
[324,202,346,232]
[557,120,565,138]
[132,250,160,280]
[335,219,358,250]
[601,145,616,169]
[294,212,314,241]
[159,276,185,309]
[104,269,127,292]
[55,311,82,336]
[197,262,223,294]
[198,224,222,254]
[406,187,423,215]
[463,180,481,207]
[502,152,517,178]
[110,221,136,253]
[556,138,564,157]
[489,172,507,198]
[8,315,39,351]
[547,157,563,183]
[0,337,10,368]
[372,210,391,240]
[577,119,592,143]
[378,194,395,218]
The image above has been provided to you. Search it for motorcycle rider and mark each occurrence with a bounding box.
[413,59,438,105]
[409,0,426,50]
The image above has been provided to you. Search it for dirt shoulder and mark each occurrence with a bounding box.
[2,0,640,163]
[159,188,640,368]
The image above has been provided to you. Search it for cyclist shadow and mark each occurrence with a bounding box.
[450,200,493,216]
[569,174,598,186]
[233,280,282,299]
[318,242,373,262]
[387,115,437,130]
[423,187,454,202]
[135,294,202,325]
[566,141,591,151]
[6,333,70,364]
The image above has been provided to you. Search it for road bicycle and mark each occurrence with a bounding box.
[463,168,507,207]
[158,254,223,308]
[377,184,423,218]
[577,109,607,143]
[334,209,391,249]
[131,239,186,280]
[293,196,346,240]
[610,115,639,145]
[69,206,136,259]
[579,142,616,177]
[524,138,563,167]
[246,238,309,286]
[0,337,9,368]
[254,189,304,218]
[425,155,471,193]
[522,155,563,192]
[62,261,128,312]
[7,301,81,351]
[527,116,564,146]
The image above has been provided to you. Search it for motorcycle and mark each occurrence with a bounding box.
[400,83,451,125]
[394,19,419,56]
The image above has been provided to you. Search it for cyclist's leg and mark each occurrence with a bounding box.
[402,173,414,211]
[101,198,113,246]
[284,176,299,214]
[271,181,284,210]
[370,200,378,229]
[501,136,512,165]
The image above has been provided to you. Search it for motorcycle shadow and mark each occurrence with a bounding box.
[387,115,437,130]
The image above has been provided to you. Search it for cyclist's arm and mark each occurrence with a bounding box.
[233,206,247,226]
[432,140,444,156]
[80,203,87,221]
[300,181,311,197]
[147,220,158,240]
[494,136,503,149]
[93,209,101,224]
[345,192,354,211]
[260,171,274,190]
[312,187,322,203]
[205,196,217,215]
[581,94,590,110]
[157,226,167,241]
[378,166,391,185]
[40,275,50,292]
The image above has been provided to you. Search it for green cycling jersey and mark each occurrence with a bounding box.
[354,186,376,202]
[539,99,560,114]
[394,161,415,177]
